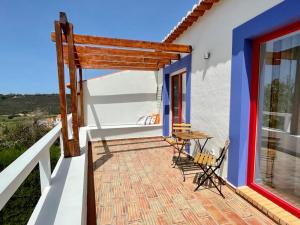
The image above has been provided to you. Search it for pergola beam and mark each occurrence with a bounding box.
[63,45,180,60]
[51,33,192,53]
[64,54,171,65]
[79,65,159,71]
[75,61,164,69]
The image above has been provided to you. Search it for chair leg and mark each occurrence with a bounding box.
[181,169,186,182]
[207,174,225,198]
[195,164,206,183]
[171,146,176,165]
[173,144,184,168]
[195,167,225,198]
[215,172,226,185]
[194,166,211,191]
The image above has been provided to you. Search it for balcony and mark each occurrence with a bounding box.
[1,11,299,225]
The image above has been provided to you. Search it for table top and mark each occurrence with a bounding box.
[173,131,213,140]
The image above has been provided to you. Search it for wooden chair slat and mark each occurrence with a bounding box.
[211,156,216,166]
[194,138,230,197]
[172,127,191,131]
[193,153,200,163]
[173,123,191,127]
[207,155,212,165]
[165,138,185,145]
[202,154,209,165]
[198,154,205,164]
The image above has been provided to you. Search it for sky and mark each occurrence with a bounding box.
[0,0,198,94]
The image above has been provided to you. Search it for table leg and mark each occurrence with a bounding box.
[195,139,202,153]
[173,140,186,168]
[200,138,209,152]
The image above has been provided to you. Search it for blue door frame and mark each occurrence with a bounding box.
[163,54,192,138]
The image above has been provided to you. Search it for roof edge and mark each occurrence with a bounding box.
[163,0,220,43]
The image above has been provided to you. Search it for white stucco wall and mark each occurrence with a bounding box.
[168,0,283,178]
[83,70,163,140]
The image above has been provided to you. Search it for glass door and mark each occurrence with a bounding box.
[249,27,300,216]
[171,73,186,126]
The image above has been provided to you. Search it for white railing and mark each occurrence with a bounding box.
[0,122,62,210]
[0,115,88,225]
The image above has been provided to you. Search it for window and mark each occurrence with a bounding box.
[254,29,300,209]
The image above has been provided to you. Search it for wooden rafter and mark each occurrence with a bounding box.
[78,64,160,71]
[64,54,171,66]
[63,45,180,60]
[51,14,191,71]
[51,33,191,53]
[78,61,164,69]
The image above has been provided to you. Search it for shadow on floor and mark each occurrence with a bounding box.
[95,144,170,155]
[93,138,168,171]
[93,139,165,148]
[93,140,113,171]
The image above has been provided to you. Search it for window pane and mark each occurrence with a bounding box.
[173,76,180,124]
[255,30,300,208]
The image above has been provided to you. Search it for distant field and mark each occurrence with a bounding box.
[0,115,32,127]
[0,94,70,115]
[0,115,31,137]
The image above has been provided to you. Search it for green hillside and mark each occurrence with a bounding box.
[0,94,70,115]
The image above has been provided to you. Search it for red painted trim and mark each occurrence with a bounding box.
[248,21,300,218]
[178,74,183,124]
[247,39,260,185]
[255,20,300,44]
[171,74,183,128]
[171,77,175,127]
[249,183,300,217]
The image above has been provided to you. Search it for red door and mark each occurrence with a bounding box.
[171,74,183,127]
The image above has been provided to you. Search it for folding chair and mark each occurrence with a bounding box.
[177,149,202,182]
[164,123,191,164]
[194,139,230,198]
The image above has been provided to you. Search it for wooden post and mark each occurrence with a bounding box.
[67,23,80,156]
[79,68,84,127]
[54,21,70,157]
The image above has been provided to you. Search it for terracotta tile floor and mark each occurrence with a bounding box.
[91,137,277,225]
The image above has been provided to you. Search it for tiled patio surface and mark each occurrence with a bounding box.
[92,137,277,225]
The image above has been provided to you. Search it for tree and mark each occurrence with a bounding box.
[263,78,294,129]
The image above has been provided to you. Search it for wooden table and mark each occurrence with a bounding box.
[173,131,213,166]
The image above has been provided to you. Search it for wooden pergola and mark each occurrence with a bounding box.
[52,12,192,157]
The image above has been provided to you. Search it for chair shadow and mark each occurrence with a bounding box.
[172,155,225,196]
